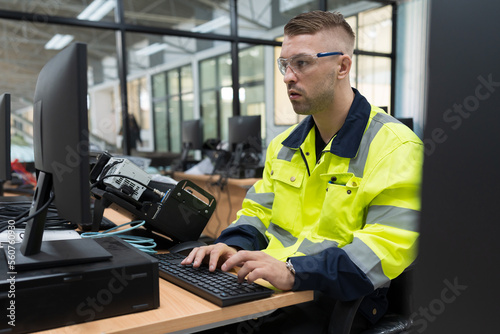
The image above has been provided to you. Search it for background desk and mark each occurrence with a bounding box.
[172,172,260,240]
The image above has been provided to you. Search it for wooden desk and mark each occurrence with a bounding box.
[39,279,313,334]
[172,172,261,239]
[36,210,313,334]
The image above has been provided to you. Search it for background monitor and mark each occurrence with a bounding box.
[10,43,111,269]
[0,93,11,193]
[227,115,262,167]
[177,119,203,171]
[182,119,204,151]
[180,119,203,162]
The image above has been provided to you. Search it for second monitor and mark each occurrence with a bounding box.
[227,115,263,178]
[178,119,204,170]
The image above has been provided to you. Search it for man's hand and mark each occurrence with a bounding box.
[221,250,295,291]
[181,242,238,272]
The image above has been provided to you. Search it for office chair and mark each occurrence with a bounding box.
[325,114,416,334]
[326,116,416,334]
[327,267,414,334]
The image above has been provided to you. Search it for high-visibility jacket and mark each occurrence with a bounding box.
[216,89,423,320]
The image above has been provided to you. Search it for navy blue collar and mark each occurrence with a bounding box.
[281,88,371,158]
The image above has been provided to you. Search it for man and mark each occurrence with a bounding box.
[183,10,423,333]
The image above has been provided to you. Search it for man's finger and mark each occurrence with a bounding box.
[181,247,201,265]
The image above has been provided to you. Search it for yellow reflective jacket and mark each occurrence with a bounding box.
[216,89,423,307]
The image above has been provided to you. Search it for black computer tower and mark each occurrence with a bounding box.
[0,236,159,333]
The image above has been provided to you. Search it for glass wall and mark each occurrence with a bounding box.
[0,15,120,153]
[239,45,266,140]
[199,53,233,142]
[152,64,195,152]
[198,45,266,145]
[351,5,393,112]
[0,0,394,160]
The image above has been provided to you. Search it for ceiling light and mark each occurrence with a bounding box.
[191,16,230,33]
[45,34,74,50]
[135,43,168,57]
[77,0,115,21]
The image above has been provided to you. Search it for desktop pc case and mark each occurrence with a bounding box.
[0,236,159,333]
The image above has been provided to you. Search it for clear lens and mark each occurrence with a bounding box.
[277,54,317,75]
[290,55,315,73]
[277,58,287,75]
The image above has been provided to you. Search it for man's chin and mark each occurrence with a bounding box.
[291,107,311,116]
[290,102,308,115]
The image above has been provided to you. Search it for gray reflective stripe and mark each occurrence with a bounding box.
[348,113,398,178]
[245,187,274,210]
[297,238,339,255]
[342,237,390,289]
[267,222,297,247]
[366,205,419,232]
[277,146,296,162]
[227,215,268,239]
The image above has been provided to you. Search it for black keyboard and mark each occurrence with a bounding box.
[152,252,274,307]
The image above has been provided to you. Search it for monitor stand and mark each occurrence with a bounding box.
[4,238,112,271]
[4,171,113,271]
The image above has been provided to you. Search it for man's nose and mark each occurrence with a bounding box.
[283,65,297,84]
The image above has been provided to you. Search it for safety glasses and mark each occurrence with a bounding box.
[277,52,344,75]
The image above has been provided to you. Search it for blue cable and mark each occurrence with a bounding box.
[81,220,157,254]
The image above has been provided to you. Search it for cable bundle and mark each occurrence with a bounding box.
[81,220,157,254]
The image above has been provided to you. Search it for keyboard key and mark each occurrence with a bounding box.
[152,252,274,307]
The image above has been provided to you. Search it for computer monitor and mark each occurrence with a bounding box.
[412,1,500,331]
[7,43,111,270]
[180,119,203,163]
[227,115,262,167]
[0,93,11,195]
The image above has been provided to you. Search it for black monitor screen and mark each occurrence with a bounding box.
[0,93,11,182]
[11,43,111,270]
[182,119,203,151]
[228,115,262,154]
[227,115,262,170]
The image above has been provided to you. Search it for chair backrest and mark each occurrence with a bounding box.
[386,268,413,316]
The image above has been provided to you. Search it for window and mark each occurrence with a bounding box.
[239,45,266,140]
[125,77,152,151]
[199,54,233,142]
[199,45,266,144]
[352,6,393,113]
[152,64,194,152]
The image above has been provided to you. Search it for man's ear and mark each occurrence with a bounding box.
[337,55,352,80]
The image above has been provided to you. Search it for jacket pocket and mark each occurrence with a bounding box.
[270,160,305,188]
[318,173,363,244]
[269,160,305,230]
